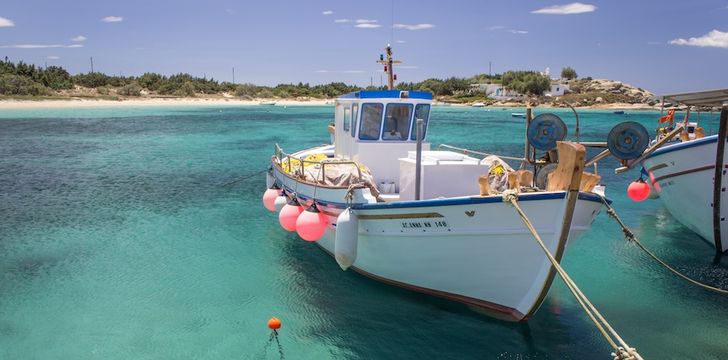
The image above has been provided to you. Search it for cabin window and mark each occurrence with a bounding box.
[410,104,431,140]
[343,107,351,132]
[351,104,358,137]
[359,103,383,140]
[382,103,413,141]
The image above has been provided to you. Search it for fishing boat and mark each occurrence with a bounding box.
[511,113,526,118]
[472,102,485,107]
[259,100,277,105]
[636,89,728,254]
[613,110,625,115]
[262,46,610,321]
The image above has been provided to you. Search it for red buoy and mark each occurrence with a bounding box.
[263,188,280,212]
[296,204,329,242]
[279,199,303,232]
[268,317,281,330]
[627,180,650,202]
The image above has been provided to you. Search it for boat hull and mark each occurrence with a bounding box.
[643,134,728,252]
[315,195,602,321]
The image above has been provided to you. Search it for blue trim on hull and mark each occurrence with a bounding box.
[354,192,607,210]
[646,134,717,159]
[338,90,433,100]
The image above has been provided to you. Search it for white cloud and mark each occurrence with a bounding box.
[356,19,378,24]
[509,29,528,34]
[0,44,83,49]
[71,35,87,42]
[315,70,365,73]
[670,29,728,48]
[393,23,435,31]
[322,10,333,15]
[531,2,596,15]
[355,23,381,29]
[101,16,123,23]
[47,56,60,59]
[488,25,505,31]
[334,19,351,23]
[0,16,14,27]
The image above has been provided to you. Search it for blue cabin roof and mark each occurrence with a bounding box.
[338,90,433,100]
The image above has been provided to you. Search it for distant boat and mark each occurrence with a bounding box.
[260,101,277,105]
[511,113,526,118]
[613,110,625,115]
[472,102,485,107]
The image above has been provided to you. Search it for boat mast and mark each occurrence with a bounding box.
[377,45,401,90]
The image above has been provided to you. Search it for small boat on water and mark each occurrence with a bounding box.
[471,102,485,107]
[511,113,526,118]
[636,89,728,254]
[259,100,277,105]
[613,110,625,115]
[262,46,611,321]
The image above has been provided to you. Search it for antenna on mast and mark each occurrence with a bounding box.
[376,44,401,90]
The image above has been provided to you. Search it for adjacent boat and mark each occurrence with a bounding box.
[263,47,607,321]
[511,113,526,118]
[640,89,728,253]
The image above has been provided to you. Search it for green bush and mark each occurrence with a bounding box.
[561,67,577,80]
[118,83,142,96]
[235,83,258,98]
[502,71,551,96]
[0,74,50,95]
[174,81,195,97]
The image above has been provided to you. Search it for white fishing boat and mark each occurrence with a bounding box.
[259,100,277,105]
[471,102,485,107]
[637,89,728,254]
[262,46,609,321]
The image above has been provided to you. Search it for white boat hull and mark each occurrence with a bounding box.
[643,134,728,252]
[271,163,604,320]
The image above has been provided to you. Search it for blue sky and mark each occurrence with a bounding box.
[1,0,726,94]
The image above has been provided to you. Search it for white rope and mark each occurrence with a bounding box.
[503,190,643,360]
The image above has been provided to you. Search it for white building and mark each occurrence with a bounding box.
[469,81,569,100]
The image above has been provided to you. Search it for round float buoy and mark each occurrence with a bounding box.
[274,193,288,211]
[627,179,650,202]
[296,204,328,242]
[279,198,303,231]
[268,317,281,330]
[263,188,280,212]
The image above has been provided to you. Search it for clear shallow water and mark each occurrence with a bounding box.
[1,105,727,359]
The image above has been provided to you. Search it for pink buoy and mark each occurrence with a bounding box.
[279,199,303,232]
[627,179,650,202]
[263,188,280,212]
[296,204,329,242]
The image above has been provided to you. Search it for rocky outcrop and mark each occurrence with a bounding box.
[561,79,657,106]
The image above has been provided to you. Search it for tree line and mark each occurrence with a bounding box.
[0,57,579,99]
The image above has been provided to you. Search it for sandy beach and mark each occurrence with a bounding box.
[0,97,334,109]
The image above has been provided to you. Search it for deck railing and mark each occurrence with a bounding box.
[274,144,362,184]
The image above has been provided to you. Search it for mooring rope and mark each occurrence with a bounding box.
[503,190,643,360]
[220,169,269,187]
[598,196,728,295]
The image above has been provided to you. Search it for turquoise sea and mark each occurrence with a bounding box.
[1,104,727,359]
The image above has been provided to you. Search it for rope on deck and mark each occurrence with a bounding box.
[598,196,728,295]
[503,190,643,360]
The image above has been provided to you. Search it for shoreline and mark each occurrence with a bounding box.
[0,97,659,111]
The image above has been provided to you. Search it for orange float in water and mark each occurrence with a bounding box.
[627,180,650,202]
[268,317,281,330]
[296,204,328,242]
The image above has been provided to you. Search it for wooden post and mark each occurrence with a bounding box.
[712,104,728,253]
[524,105,532,164]
[546,142,586,192]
